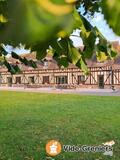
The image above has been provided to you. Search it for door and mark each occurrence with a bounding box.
[7,77,12,87]
[98,75,104,89]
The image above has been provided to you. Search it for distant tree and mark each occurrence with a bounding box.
[0,0,119,74]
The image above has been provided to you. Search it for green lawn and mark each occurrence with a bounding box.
[0,91,120,160]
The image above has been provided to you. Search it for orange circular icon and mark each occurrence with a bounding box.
[46,140,62,156]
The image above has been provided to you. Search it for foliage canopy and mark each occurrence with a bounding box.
[0,0,119,74]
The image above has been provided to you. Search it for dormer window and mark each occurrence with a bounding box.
[44,61,48,67]
[43,59,48,69]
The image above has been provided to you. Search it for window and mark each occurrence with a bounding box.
[44,61,48,67]
[15,77,21,84]
[78,75,85,84]
[43,59,48,69]
[7,77,12,87]
[56,76,68,84]
[7,77,12,83]
[43,76,49,84]
[29,76,35,84]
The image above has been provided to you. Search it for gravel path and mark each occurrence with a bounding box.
[0,87,120,96]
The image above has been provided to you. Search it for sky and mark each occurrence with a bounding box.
[70,12,120,47]
[4,44,30,56]
[90,12,120,42]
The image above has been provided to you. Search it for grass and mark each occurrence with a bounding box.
[0,91,120,160]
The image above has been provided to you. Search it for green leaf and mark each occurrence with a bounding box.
[36,49,48,60]
[57,56,69,68]
[28,60,37,68]
[58,38,69,54]
[98,33,107,46]
[0,45,8,55]
[73,8,83,29]
[0,0,74,45]
[81,0,100,15]
[80,58,89,74]
[98,45,107,53]
[96,51,108,62]
[83,31,96,58]
[51,39,63,56]
[110,50,117,59]
[13,65,22,73]
[68,41,81,64]
[11,52,20,59]
[4,59,16,74]
[31,40,53,60]
[11,52,37,68]
[80,15,93,32]
[101,0,120,36]
[76,58,89,74]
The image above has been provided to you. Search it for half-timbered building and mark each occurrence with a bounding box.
[0,41,120,89]
[0,53,120,89]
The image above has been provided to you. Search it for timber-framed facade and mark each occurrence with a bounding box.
[0,63,120,89]
[0,42,120,89]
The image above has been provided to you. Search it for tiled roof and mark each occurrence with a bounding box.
[1,42,120,72]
